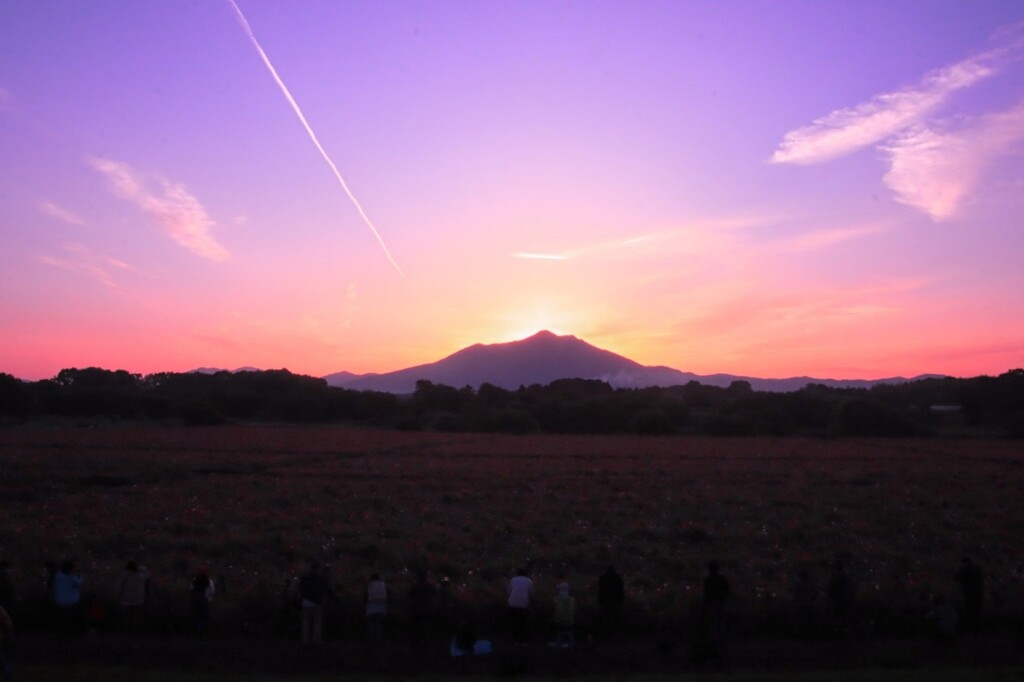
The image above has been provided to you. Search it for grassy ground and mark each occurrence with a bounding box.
[3,426,1024,680]
[3,426,1023,633]
[13,664,1024,682]
[7,629,1024,681]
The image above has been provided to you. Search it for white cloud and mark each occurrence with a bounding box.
[89,157,229,261]
[771,54,997,165]
[770,23,1024,219]
[38,201,87,226]
[39,243,132,288]
[882,101,1024,220]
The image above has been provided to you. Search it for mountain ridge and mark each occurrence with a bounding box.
[324,330,942,393]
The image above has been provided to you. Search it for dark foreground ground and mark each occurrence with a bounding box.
[8,629,1024,679]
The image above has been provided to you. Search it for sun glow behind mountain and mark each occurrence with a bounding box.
[493,306,576,343]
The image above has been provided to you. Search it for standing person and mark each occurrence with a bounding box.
[0,603,12,682]
[53,561,84,635]
[507,568,533,645]
[408,570,437,640]
[956,557,984,633]
[118,561,149,633]
[701,561,731,669]
[0,562,15,615]
[437,576,455,633]
[298,563,332,645]
[827,560,855,637]
[551,583,576,649]
[924,594,958,646]
[365,573,388,642]
[598,565,625,638]
[190,567,215,635]
[792,569,818,638]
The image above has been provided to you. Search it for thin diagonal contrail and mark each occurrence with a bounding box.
[227,0,404,276]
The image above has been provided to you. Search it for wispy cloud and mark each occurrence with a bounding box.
[882,101,1024,219]
[514,252,571,261]
[677,277,931,341]
[39,243,132,288]
[38,201,87,227]
[89,157,229,260]
[771,26,1024,219]
[513,214,787,263]
[514,234,662,261]
[0,86,10,101]
[776,221,891,252]
[771,54,997,165]
[341,283,358,328]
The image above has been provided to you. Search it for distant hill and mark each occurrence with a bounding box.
[189,366,262,375]
[321,370,360,385]
[325,330,940,393]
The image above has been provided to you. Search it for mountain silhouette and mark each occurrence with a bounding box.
[326,330,939,393]
[332,330,641,393]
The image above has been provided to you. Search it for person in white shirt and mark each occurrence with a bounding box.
[118,561,150,632]
[507,568,533,645]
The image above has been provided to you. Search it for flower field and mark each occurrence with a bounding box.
[2,425,1022,634]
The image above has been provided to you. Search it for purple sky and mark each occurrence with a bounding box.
[2,1,1023,381]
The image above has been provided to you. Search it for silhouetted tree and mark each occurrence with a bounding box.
[830,398,916,437]
[0,373,32,417]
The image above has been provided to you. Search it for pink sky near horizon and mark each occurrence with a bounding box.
[2,1,1024,382]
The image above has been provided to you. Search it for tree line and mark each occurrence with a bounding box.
[1,367,1022,437]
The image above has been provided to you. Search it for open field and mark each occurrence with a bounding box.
[2,425,1024,641]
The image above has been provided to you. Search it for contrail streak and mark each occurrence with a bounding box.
[227,0,404,275]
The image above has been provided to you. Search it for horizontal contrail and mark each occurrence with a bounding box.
[514,252,570,261]
[227,0,404,275]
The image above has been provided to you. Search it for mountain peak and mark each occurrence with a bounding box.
[323,333,939,394]
[335,330,639,392]
[520,329,583,343]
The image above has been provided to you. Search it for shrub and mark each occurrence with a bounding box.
[830,399,916,437]
[629,409,675,435]
[178,401,225,426]
[430,411,467,432]
[489,408,541,434]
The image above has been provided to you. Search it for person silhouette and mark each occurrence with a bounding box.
[365,573,388,642]
[792,569,818,637]
[190,567,215,635]
[955,557,983,633]
[597,565,624,638]
[118,561,149,633]
[507,568,533,645]
[0,562,15,615]
[0,603,12,682]
[701,561,731,667]
[53,560,84,635]
[299,562,334,645]
[551,582,576,649]
[827,559,855,637]
[408,570,437,640]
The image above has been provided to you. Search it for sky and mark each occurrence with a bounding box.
[2,1,1024,382]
